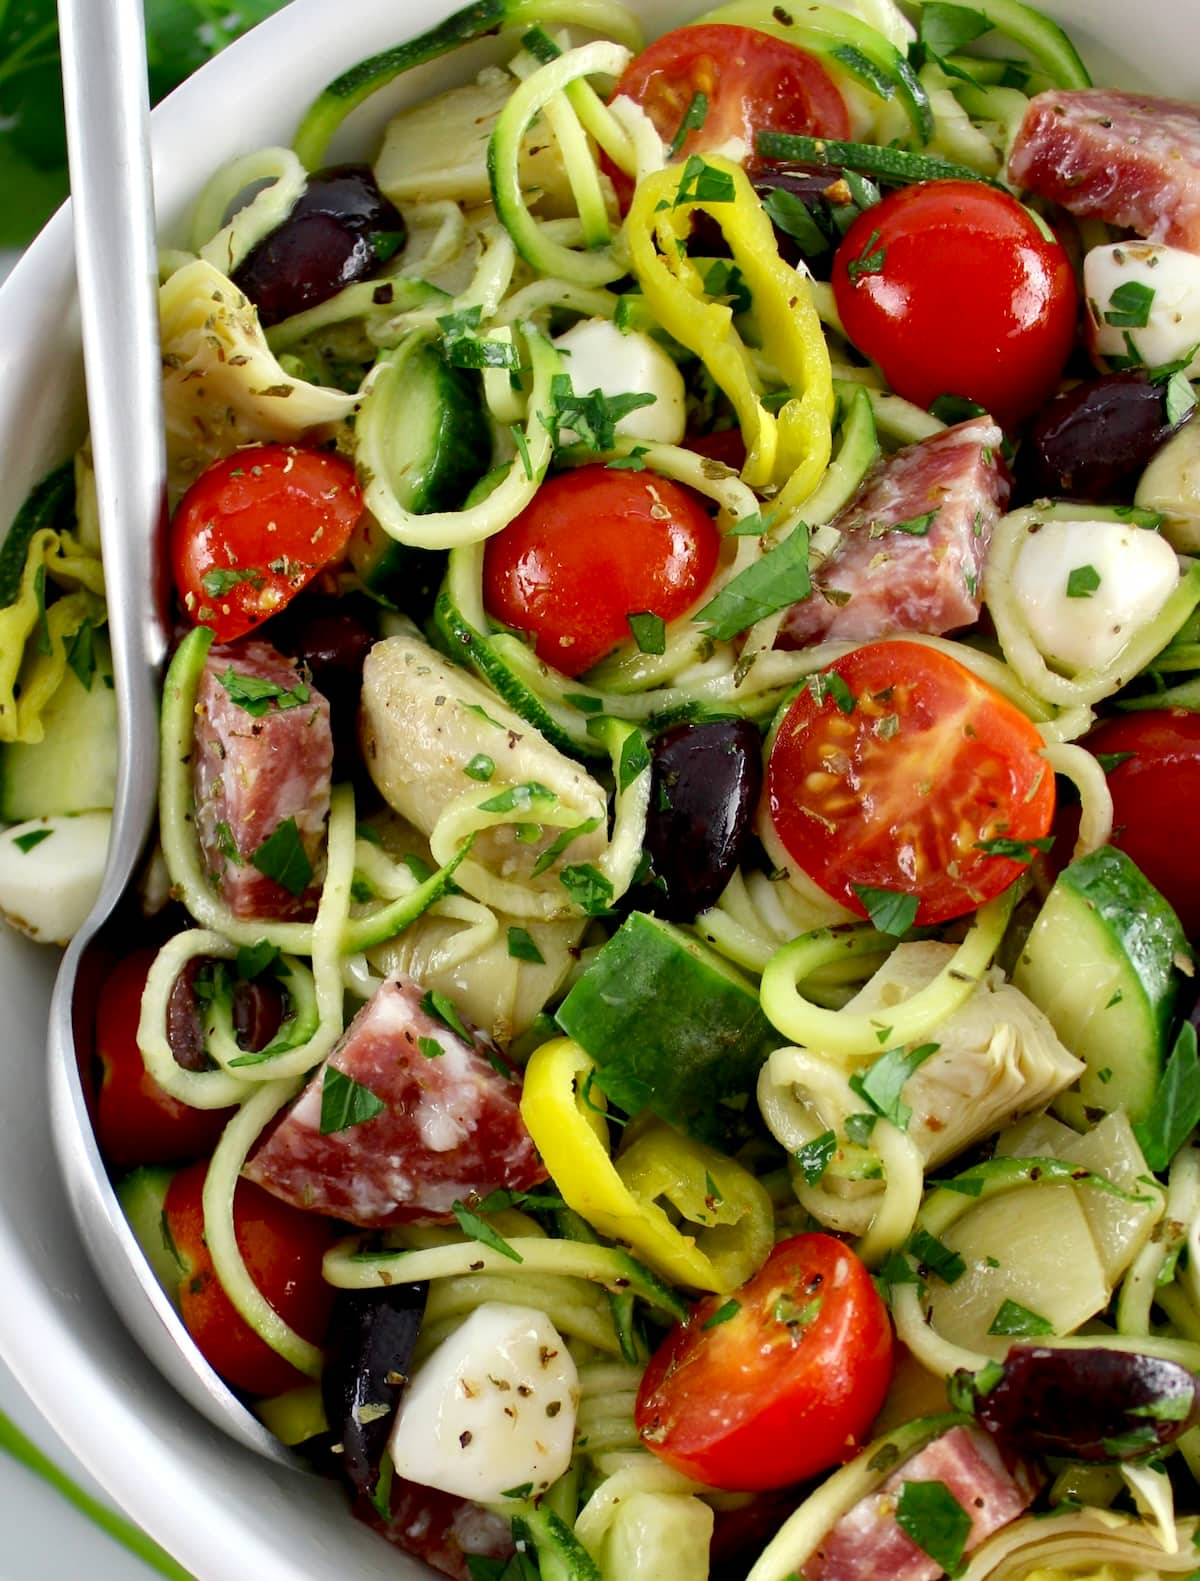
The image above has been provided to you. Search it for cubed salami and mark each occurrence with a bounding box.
[1008,89,1200,252]
[776,419,1009,649]
[802,1425,1037,1581]
[192,639,333,920]
[355,1479,514,1581]
[244,971,546,1224]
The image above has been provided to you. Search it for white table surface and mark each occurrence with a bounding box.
[0,1358,159,1581]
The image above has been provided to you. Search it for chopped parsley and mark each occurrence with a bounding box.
[617,730,651,795]
[464,754,496,782]
[420,989,473,1045]
[763,187,830,254]
[695,523,811,641]
[844,1111,878,1147]
[849,1042,940,1130]
[845,227,886,284]
[806,671,856,714]
[627,611,667,655]
[417,1036,445,1060]
[1134,1020,1200,1172]
[668,90,709,157]
[607,446,650,471]
[1065,563,1101,599]
[702,1298,741,1329]
[218,667,310,717]
[451,1200,523,1263]
[12,828,52,854]
[870,510,937,538]
[1166,369,1198,427]
[908,1228,966,1284]
[319,1067,386,1135]
[560,863,614,916]
[236,940,281,981]
[988,1299,1055,1337]
[542,374,656,452]
[477,781,555,815]
[65,618,96,690]
[201,566,266,599]
[1104,280,1156,328]
[507,926,545,964]
[674,154,736,207]
[852,884,919,936]
[530,816,602,878]
[895,1479,972,1577]
[250,817,313,897]
[975,834,1054,862]
[510,424,534,481]
[794,1129,838,1185]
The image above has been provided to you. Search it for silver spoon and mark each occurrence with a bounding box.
[47,0,302,1470]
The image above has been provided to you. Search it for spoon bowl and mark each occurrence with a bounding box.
[46,0,302,1469]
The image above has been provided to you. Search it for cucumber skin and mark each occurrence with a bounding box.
[114,1167,182,1309]
[0,630,118,821]
[1058,846,1189,1050]
[556,911,781,1141]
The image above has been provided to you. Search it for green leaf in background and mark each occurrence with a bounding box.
[0,0,292,248]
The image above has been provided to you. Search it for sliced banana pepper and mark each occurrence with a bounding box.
[521,1036,774,1293]
[625,155,834,505]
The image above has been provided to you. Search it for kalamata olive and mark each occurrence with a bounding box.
[321,1283,428,1497]
[1018,371,1193,503]
[266,596,376,776]
[958,1344,1200,1461]
[167,958,286,1069]
[233,164,406,329]
[643,718,763,921]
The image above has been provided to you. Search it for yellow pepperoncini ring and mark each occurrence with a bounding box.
[520,1036,775,1293]
[624,154,834,504]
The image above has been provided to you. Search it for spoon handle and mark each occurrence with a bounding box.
[57,0,170,913]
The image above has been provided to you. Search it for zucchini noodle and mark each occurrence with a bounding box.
[1042,740,1115,857]
[759,888,1017,1058]
[191,147,309,271]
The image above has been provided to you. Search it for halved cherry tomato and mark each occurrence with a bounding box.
[482,464,720,677]
[93,949,234,1170]
[1077,710,1200,938]
[170,443,363,642]
[767,641,1055,925]
[635,1233,893,1491]
[611,24,850,175]
[832,181,1077,429]
[164,1160,336,1396]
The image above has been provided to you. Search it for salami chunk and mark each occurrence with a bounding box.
[244,972,546,1225]
[1008,90,1200,252]
[777,420,1008,649]
[192,639,332,920]
[355,1478,514,1581]
[803,1425,1036,1581]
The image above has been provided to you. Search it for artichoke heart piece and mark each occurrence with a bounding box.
[843,941,1084,1168]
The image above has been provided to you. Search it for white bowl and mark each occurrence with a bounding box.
[0,0,1196,1576]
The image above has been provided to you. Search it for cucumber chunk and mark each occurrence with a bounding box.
[1012,845,1191,1127]
[555,911,781,1140]
[114,1167,184,1309]
[348,339,489,605]
[0,627,117,821]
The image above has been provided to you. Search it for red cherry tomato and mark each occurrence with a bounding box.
[170,443,363,642]
[482,465,720,677]
[832,181,1077,428]
[93,950,233,1170]
[611,25,850,172]
[768,641,1055,925]
[164,1160,336,1396]
[635,1233,893,1491]
[1079,710,1200,938]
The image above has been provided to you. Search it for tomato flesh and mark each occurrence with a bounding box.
[482,464,720,677]
[93,949,234,1169]
[164,1160,336,1397]
[832,181,1077,429]
[1081,710,1200,939]
[612,25,850,166]
[635,1233,893,1490]
[768,642,1055,925]
[171,443,363,642]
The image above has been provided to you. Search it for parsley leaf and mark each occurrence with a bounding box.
[510,424,534,481]
[674,154,736,206]
[844,1112,878,1147]
[1066,564,1101,598]
[908,1228,966,1284]
[846,227,886,284]
[420,990,473,1045]
[65,618,96,690]
[1135,1020,1200,1172]
[320,1068,386,1135]
[1166,370,1198,428]
[507,926,545,964]
[218,666,310,718]
[617,730,651,795]
[849,1043,940,1130]
[988,1298,1055,1337]
[530,817,602,878]
[696,523,811,641]
[607,446,650,471]
[795,1129,837,1185]
[763,188,829,254]
[1104,280,1156,328]
[975,834,1054,861]
[477,781,555,815]
[12,828,52,854]
[668,89,709,157]
[464,754,495,782]
[250,818,313,897]
[560,864,614,915]
[201,566,266,599]
[895,1479,972,1577]
[806,671,856,713]
[702,1298,741,1329]
[627,611,667,655]
[852,884,919,936]
[451,1200,523,1263]
[918,1,993,56]
[543,373,656,452]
